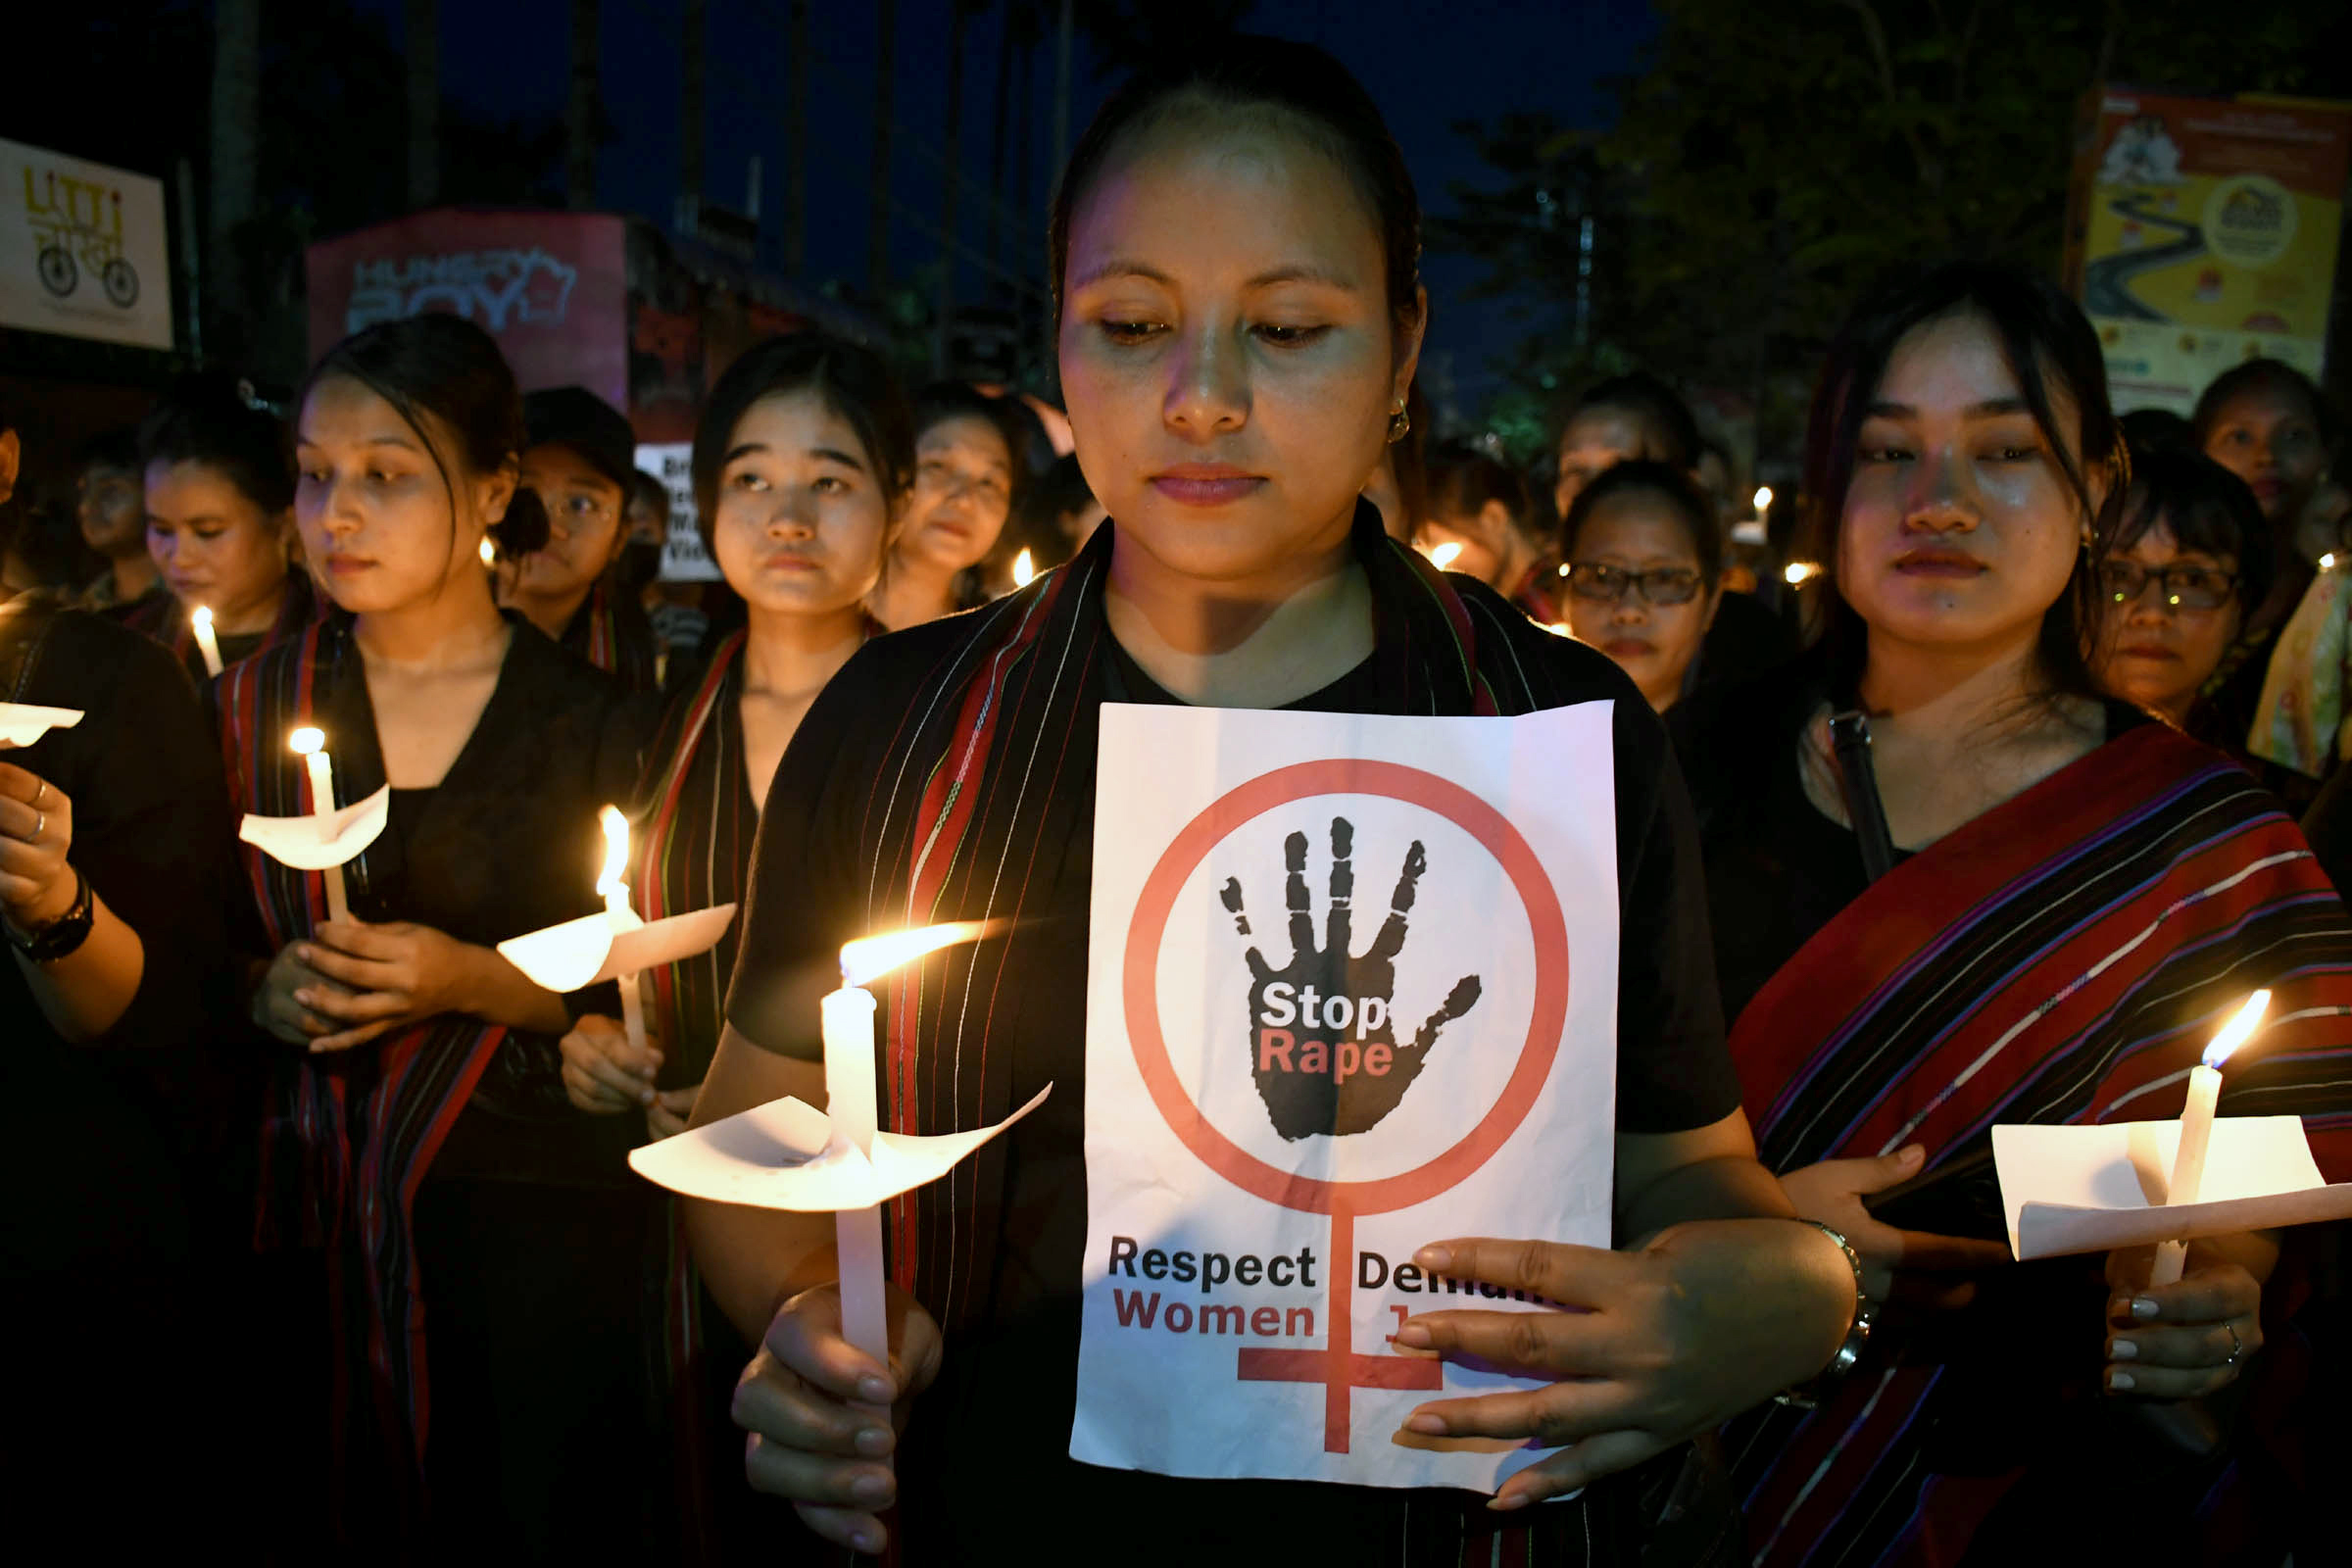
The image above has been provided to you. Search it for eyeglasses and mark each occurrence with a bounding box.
[2098,560,2237,612]
[1563,563,1704,607]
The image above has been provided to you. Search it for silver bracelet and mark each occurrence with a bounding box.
[1773,1217,1874,1409]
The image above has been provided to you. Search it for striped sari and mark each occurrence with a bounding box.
[216,613,636,1532]
[1723,722,2352,1567]
[216,617,509,1520]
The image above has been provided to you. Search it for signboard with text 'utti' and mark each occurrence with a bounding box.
[0,137,173,352]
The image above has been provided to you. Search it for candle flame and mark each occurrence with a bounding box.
[596,806,630,898]
[1427,541,1465,570]
[1545,621,1572,637]
[1556,563,1570,577]
[841,920,999,988]
[1011,547,1036,588]
[1753,485,1774,514]
[2203,989,2271,1069]
[2324,553,2338,571]
[289,726,324,757]
[191,605,214,633]
[1785,561,1821,585]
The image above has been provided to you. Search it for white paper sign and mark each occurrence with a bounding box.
[635,443,719,582]
[1071,702,1620,1493]
[0,137,173,351]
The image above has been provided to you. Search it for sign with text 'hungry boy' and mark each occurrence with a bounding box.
[1071,702,1620,1492]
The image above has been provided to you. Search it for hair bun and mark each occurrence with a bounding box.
[493,484,551,558]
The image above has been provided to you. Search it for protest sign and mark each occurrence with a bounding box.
[1072,701,1619,1492]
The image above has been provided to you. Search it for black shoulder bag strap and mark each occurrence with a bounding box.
[1828,709,1898,883]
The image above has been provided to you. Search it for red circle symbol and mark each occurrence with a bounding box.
[1122,759,1569,1217]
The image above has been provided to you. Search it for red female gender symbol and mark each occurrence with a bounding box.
[1121,759,1570,1451]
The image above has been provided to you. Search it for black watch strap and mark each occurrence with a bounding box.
[10,868,94,963]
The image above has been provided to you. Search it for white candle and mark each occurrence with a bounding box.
[287,726,348,924]
[190,605,224,677]
[824,921,993,1376]
[2150,989,2270,1286]
[825,984,890,1370]
[595,807,650,1061]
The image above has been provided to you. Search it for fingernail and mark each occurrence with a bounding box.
[2110,1338,2138,1360]
[640,1089,656,1104]
[1405,1411,1446,1435]
[858,1375,893,1403]
[854,1426,892,1456]
[1415,1247,1452,1270]
[1900,1144,1924,1162]
[1488,1491,1531,1513]
[851,1532,880,1555]
[851,1473,891,1505]
[2132,1298,2161,1321]
[1393,1323,1432,1349]
[2110,1370,2136,1392]
[297,944,313,961]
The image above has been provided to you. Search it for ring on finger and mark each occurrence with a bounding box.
[32,810,43,841]
[2225,1322,2244,1368]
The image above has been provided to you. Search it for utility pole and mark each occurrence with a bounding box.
[678,0,707,234]
[406,0,440,211]
[207,0,259,347]
[867,0,898,296]
[566,0,600,209]
[784,0,809,275]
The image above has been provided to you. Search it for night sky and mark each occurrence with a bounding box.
[370,0,1656,410]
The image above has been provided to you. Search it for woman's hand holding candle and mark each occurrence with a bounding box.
[558,1011,662,1112]
[252,940,350,1044]
[734,1280,944,1555]
[292,917,570,1052]
[0,761,76,932]
[2101,1234,2274,1398]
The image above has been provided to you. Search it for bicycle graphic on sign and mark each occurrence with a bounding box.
[22,168,139,310]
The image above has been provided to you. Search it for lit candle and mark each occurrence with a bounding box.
[826,921,993,1372]
[1011,548,1037,588]
[479,537,497,569]
[2150,989,2271,1285]
[1785,561,1821,586]
[287,727,349,923]
[190,606,224,677]
[595,806,651,1061]
[1424,540,1464,571]
[1752,484,1775,515]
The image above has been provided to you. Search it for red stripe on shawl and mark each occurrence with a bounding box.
[1732,725,2344,1162]
[886,569,1076,1289]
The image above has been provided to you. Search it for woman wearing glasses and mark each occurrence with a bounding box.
[504,387,661,694]
[1559,460,1723,710]
[2089,446,2271,751]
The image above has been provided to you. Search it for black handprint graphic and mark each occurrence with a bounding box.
[1221,817,1481,1142]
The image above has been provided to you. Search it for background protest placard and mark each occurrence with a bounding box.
[1071,702,1620,1492]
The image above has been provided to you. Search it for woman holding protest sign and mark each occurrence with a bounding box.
[1676,262,2352,1566]
[687,38,1863,1564]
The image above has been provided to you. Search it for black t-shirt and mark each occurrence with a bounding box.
[1,599,235,1278]
[721,564,1740,1561]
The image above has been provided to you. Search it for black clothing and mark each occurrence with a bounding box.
[1692,588,1797,699]
[1673,655,2148,1024]
[0,596,240,1552]
[723,507,1742,1563]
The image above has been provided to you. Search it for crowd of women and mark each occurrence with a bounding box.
[5,34,2350,1568]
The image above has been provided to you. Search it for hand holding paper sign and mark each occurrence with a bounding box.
[1224,818,1482,1140]
[1394,1221,1861,1511]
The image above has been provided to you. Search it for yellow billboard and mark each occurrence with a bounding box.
[2067,91,2351,416]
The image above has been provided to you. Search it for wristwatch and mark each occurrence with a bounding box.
[1774,1217,1875,1409]
[9,868,95,964]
